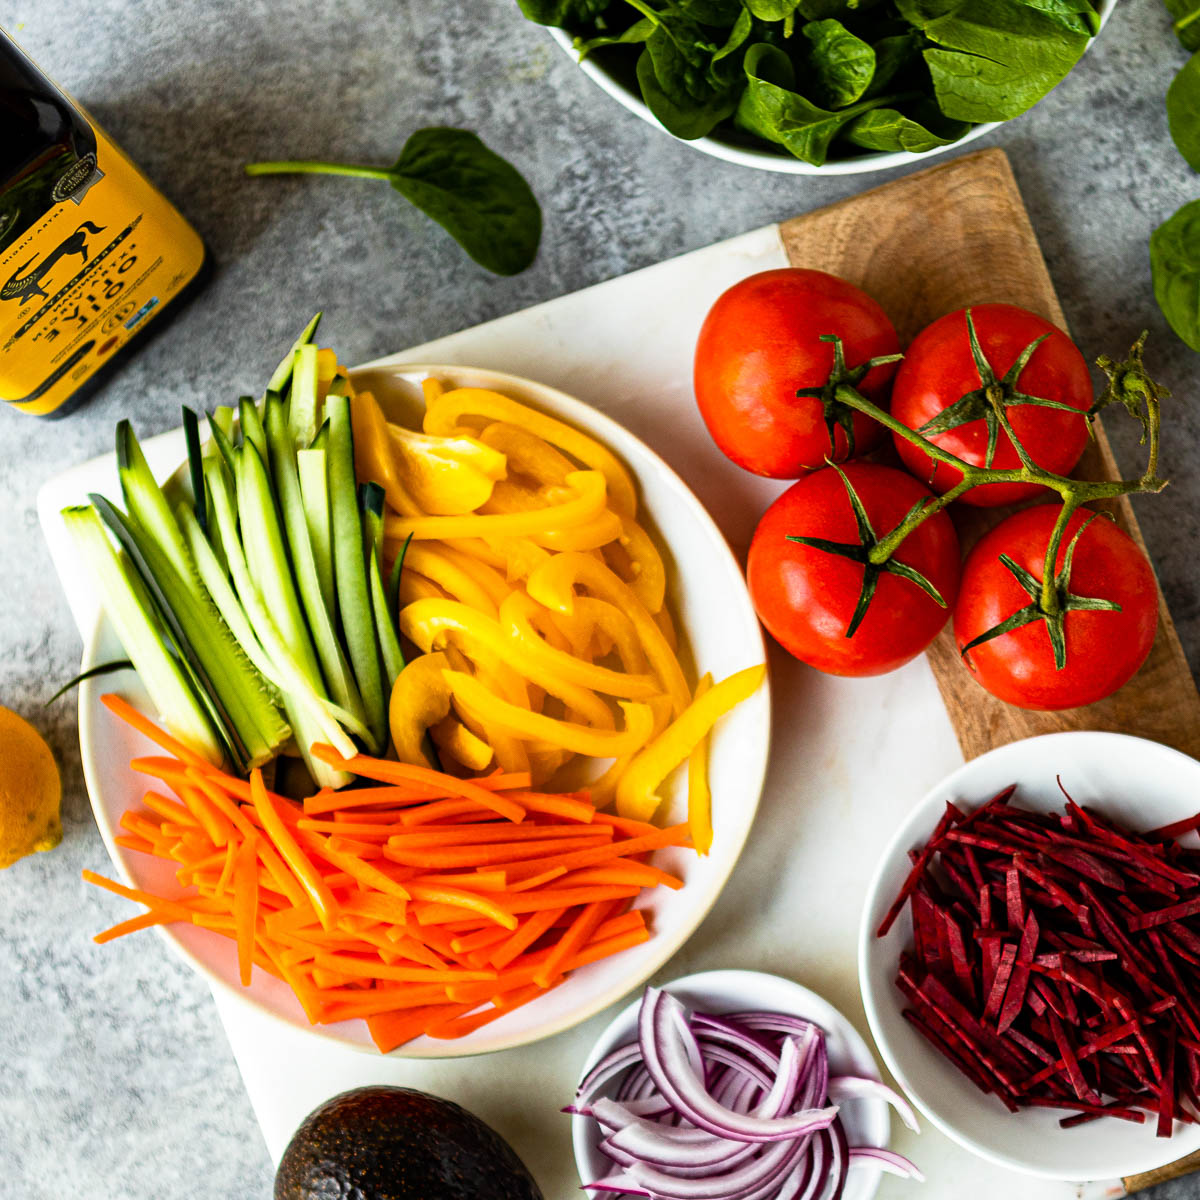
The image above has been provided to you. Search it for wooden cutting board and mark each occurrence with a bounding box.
[781,148,1200,1193]
[780,147,1200,767]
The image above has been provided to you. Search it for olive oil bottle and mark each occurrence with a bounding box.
[0,28,209,417]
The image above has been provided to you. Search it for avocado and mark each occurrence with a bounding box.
[274,1085,545,1200]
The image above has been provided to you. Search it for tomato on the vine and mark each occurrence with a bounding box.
[694,268,900,478]
[891,304,1093,507]
[746,463,960,676]
[954,506,1158,710]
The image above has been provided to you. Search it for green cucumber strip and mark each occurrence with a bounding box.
[62,506,222,764]
[310,420,330,452]
[297,448,336,617]
[91,496,251,771]
[368,544,405,691]
[239,397,272,485]
[182,408,207,533]
[326,371,351,398]
[46,659,134,705]
[266,312,322,397]
[116,420,195,585]
[389,532,412,616]
[176,501,283,703]
[289,343,322,450]
[207,411,239,474]
[361,481,386,560]
[326,394,387,751]
[232,440,324,689]
[203,459,353,787]
[264,395,367,726]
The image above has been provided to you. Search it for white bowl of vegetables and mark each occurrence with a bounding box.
[525,1,1117,174]
[571,969,920,1199]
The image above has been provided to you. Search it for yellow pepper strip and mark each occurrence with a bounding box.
[527,745,570,788]
[620,518,667,614]
[351,391,423,516]
[479,422,574,485]
[434,545,513,609]
[422,377,444,407]
[500,593,660,700]
[439,537,510,570]
[385,425,506,516]
[655,604,679,654]
[423,387,638,518]
[488,536,552,583]
[430,714,494,772]
[384,470,607,542]
[397,571,449,606]
[576,598,649,674]
[456,705,531,775]
[688,674,714,856]
[616,665,766,823]
[589,696,669,808]
[388,652,453,768]
[400,544,498,617]
[444,670,652,758]
[527,552,691,716]
[534,511,624,552]
[400,598,615,730]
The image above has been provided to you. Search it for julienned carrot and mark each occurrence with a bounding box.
[88,707,695,1052]
[101,693,212,769]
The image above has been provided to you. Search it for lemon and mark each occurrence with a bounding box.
[0,705,62,869]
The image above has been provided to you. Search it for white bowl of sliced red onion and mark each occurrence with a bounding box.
[569,969,920,1200]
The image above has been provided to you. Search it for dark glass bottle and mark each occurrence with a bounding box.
[0,28,210,417]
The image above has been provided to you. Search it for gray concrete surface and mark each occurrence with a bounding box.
[0,0,1198,1196]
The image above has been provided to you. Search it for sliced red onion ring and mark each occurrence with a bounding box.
[848,1147,926,1181]
[828,1076,920,1133]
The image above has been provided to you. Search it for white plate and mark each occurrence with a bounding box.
[571,969,892,1200]
[858,731,1200,1181]
[546,1,1117,176]
[78,363,770,1058]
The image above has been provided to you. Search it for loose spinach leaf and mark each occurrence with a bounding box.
[897,0,1090,122]
[517,0,612,24]
[842,98,969,151]
[865,31,923,96]
[1167,0,1200,51]
[1151,198,1200,351]
[679,0,747,22]
[1167,51,1200,171]
[736,41,897,163]
[577,16,655,56]
[745,0,804,18]
[803,19,877,107]
[713,7,756,62]
[245,128,542,276]
[636,26,741,139]
[1017,0,1100,36]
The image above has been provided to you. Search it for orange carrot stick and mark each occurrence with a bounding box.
[140,791,198,827]
[101,693,213,769]
[490,907,564,969]
[535,899,613,988]
[383,835,610,870]
[386,823,610,846]
[304,834,411,902]
[406,883,517,930]
[366,1002,477,1052]
[93,910,175,943]
[233,835,259,987]
[310,952,497,985]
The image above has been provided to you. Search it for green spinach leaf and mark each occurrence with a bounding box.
[865,31,923,96]
[898,0,1090,122]
[517,0,612,25]
[735,41,896,163]
[636,25,741,139]
[1167,0,1200,52]
[1151,198,1200,350]
[1017,0,1100,36]
[245,128,542,276]
[745,0,803,18]
[576,17,655,56]
[842,98,969,151]
[1168,51,1200,171]
[803,19,877,106]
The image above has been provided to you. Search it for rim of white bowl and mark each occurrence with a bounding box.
[857,730,1200,1180]
[545,0,1117,176]
[571,969,891,1200]
[79,363,771,1059]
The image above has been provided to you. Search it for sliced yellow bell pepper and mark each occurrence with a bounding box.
[616,664,766,823]
[499,593,660,700]
[384,470,607,542]
[434,545,513,609]
[620,518,667,614]
[388,651,453,768]
[589,695,671,808]
[397,571,448,606]
[401,544,499,617]
[444,670,652,758]
[424,387,638,518]
[422,377,444,407]
[688,674,714,856]
[430,714,494,772]
[400,598,615,730]
[480,422,573,486]
[440,537,510,570]
[575,598,649,674]
[526,552,690,716]
[352,391,422,516]
[481,482,623,553]
[386,424,506,516]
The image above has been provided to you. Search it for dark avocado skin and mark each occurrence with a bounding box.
[274,1085,545,1200]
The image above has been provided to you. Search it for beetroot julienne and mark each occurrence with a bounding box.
[878,785,1200,1134]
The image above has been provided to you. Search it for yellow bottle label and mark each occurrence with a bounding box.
[0,126,205,416]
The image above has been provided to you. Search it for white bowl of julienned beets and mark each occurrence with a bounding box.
[78,363,770,1059]
[571,970,899,1200]
[545,1,1117,176]
[859,731,1200,1181]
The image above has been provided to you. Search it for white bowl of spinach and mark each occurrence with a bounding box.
[520,0,1117,174]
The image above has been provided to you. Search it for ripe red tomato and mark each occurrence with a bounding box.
[954,506,1158,710]
[890,304,1093,507]
[694,268,900,478]
[747,463,960,676]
